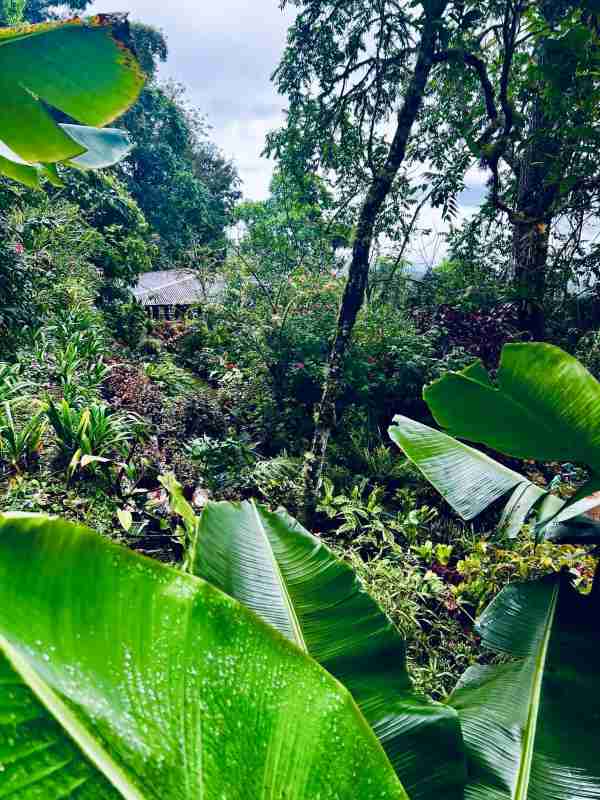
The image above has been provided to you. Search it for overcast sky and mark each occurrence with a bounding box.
[90,0,487,259]
[91,0,294,199]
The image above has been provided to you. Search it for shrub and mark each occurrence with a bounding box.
[165,393,230,441]
[347,306,441,425]
[251,452,303,507]
[45,398,145,463]
[414,303,520,368]
[0,401,46,472]
[144,354,199,397]
[186,433,258,495]
[102,362,166,425]
[104,299,148,349]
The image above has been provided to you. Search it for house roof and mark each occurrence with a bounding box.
[132,270,207,307]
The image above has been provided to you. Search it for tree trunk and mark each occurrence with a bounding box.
[509,31,562,341]
[510,122,554,340]
[300,2,448,523]
[511,217,549,340]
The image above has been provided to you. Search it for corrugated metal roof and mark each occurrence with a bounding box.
[133,270,207,307]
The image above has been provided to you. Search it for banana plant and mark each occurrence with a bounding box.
[449,572,600,799]
[0,513,407,799]
[389,343,600,542]
[159,477,469,798]
[1,504,599,798]
[0,16,144,187]
[166,482,600,799]
[184,495,467,800]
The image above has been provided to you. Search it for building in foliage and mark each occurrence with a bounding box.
[132,270,222,318]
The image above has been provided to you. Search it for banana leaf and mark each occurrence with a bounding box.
[424,343,600,471]
[389,415,600,542]
[449,574,600,799]
[0,513,407,799]
[191,498,467,800]
[0,17,143,185]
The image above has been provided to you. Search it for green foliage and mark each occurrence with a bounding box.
[183,269,463,454]
[143,354,199,397]
[18,0,90,24]
[190,498,466,800]
[0,362,28,404]
[318,476,437,543]
[0,0,25,25]
[233,169,348,278]
[390,344,600,544]
[3,9,600,799]
[58,170,156,296]
[417,258,506,313]
[0,189,68,341]
[44,398,143,464]
[53,339,109,405]
[339,517,596,697]
[0,513,406,799]
[449,574,600,800]
[129,22,168,79]
[0,401,46,471]
[179,269,339,448]
[347,305,460,425]
[186,434,258,495]
[251,452,303,506]
[33,307,111,405]
[423,343,600,469]
[164,487,600,798]
[116,81,240,262]
[104,300,148,349]
[0,17,143,187]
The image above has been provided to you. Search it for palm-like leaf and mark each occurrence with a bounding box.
[389,414,527,523]
[0,513,407,799]
[191,498,467,800]
[0,17,143,186]
[424,343,600,470]
[448,574,600,799]
[389,415,600,542]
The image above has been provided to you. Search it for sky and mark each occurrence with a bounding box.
[91,0,295,200]
[90,0,487,260]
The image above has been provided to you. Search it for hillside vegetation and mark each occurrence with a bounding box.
[1,2,600,799]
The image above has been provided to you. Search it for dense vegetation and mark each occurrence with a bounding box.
[1,1,600,798]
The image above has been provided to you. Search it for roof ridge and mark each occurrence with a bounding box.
[135,273,200,297]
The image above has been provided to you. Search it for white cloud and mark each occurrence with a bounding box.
[90,0,293,200]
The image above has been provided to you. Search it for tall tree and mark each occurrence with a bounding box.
[268,0,487,517]
[427,0,600,336]
[116,80,240,263]
[233,168,350,281]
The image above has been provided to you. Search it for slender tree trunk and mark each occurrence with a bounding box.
[300,2,448,523]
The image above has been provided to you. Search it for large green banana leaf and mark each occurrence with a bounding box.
[190,498,467,800]
[449,574,600,799]
[389,415,600,542]
[424,343,600,472]
[0,513,407,800]
[0,17,143,186]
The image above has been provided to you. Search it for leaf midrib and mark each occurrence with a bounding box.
[513,580,559,800]
[250,501,307,652]
[0,633,144,800]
